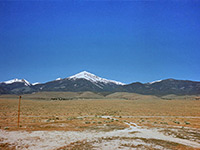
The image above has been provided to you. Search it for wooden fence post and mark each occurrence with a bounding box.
[18,96,21,128]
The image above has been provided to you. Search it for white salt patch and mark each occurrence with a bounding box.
[0,119,199,150]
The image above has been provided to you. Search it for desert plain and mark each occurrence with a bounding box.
[0,92,200,150]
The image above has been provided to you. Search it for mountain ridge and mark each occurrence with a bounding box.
[0,71,200,95]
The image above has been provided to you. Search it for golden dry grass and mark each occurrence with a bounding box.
[0,96,200,131]
[0,96,200,150]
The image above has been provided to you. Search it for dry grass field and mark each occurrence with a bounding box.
[0,92,200,149]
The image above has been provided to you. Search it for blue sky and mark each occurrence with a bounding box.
[0,1,200,84]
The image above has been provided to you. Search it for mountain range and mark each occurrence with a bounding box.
[0,71,200,96]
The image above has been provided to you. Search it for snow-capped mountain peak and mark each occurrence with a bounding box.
[68,71,125,85]
[2,78,31,86]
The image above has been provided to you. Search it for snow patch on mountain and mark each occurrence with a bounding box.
[56,78,62,81]
[32,82,40,86]
[149,80,162,84]
[68,71,125,85]
[2,79,31,86]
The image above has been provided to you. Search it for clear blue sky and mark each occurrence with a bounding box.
[0,1,200,84]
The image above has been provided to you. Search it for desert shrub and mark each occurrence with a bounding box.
[67,117,76,120]
[104,120,111,123]
[173,121,180,124]
[4,127,9,130]
[160,122,168,125]
[46,119,50,122]
[184,121,190,125]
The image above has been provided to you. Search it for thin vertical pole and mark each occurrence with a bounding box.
[18,96,21,128]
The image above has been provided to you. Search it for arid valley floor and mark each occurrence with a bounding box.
[0,92,200,150]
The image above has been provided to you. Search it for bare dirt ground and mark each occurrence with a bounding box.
[0,96,200,149]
